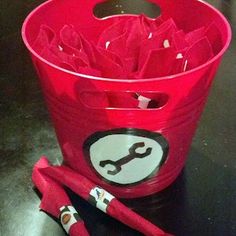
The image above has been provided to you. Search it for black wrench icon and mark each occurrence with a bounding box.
[99,142,152,175]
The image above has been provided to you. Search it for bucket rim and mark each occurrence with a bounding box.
[21,0,232,83]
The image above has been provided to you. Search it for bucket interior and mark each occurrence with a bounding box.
[23,0,230,59]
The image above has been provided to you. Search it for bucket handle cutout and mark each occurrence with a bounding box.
[93,0,162,19]
[79,90,169,110]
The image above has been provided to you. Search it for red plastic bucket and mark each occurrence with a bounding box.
[22,0,231,198]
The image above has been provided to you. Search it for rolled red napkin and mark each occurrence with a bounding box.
[37,157,173,236]
[32,157,89,236]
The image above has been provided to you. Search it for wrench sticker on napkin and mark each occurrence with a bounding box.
[83,128,169,185]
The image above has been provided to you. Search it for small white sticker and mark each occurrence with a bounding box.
[148,32,153,39]
[163,39,170,48]
[89,187,114,213]
[105,41,110,49]
[60,206,81,233]
[138,95,152,109]
[176,53,183,59]
[183,60,188,72]
[58,45,63,51]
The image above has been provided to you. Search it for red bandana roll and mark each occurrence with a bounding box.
[36,157,173,236]
[32,157,89,236]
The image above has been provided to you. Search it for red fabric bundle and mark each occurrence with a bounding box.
[34,157,173,236]
[32,157,89,236]
[33,15,221,79]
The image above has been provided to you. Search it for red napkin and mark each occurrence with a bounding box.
[139,14,164,34]
[106,91,139,108]
[37,157,173,236]
[59,25,89,64]
[137,19,178,72]
[32,157,89,236]
[172,30,189,51]
[185,26,206,45]
[92,45,126,78]
[107,92,156,109]
[33,25,57,54]
[33,25,101,76]
[182,37,214,71]
[80,90,157,109]
[205,22,223,54]
[139,47,178,78]
[98,15,150,74]
[97,19,128,49]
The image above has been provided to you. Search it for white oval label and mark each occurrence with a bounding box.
[83,128,169,185]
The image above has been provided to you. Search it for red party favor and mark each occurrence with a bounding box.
[32,157,89,236]
[38,157,173,236]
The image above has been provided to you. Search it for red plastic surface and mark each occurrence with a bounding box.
[22,0,231,198]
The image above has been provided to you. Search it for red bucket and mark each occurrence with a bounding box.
[22,0,231,198]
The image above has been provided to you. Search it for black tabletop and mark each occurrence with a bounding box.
[0,0,235,235]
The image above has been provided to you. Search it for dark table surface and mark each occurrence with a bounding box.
[0,0,236,235]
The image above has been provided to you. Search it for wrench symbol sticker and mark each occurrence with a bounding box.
[99,142,152,175]
[83,128,169,185]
